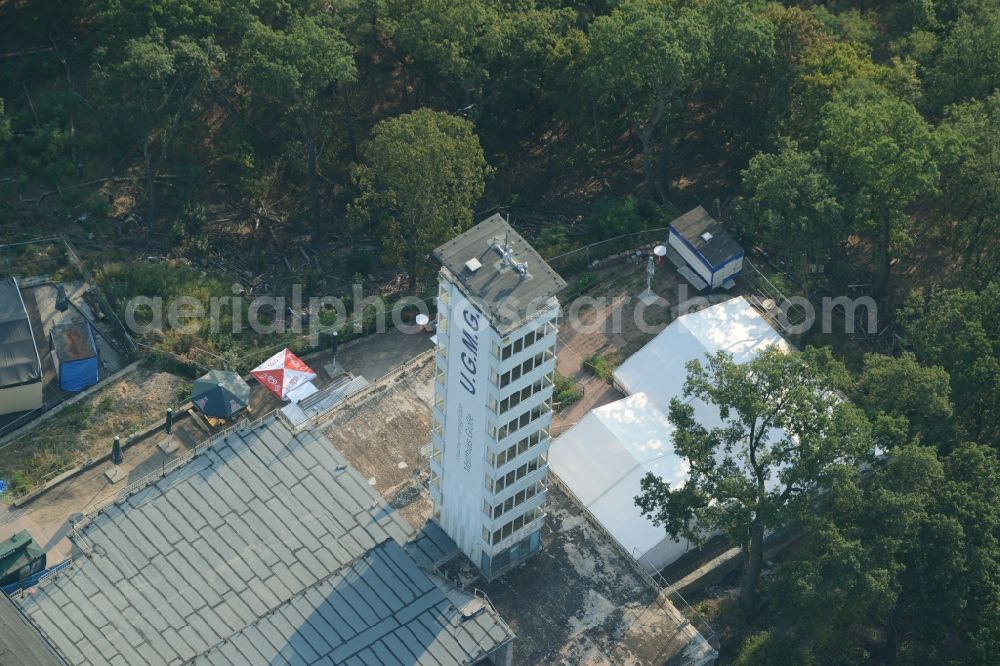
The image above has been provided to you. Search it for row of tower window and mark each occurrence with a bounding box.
[491,321,555,361]
[491,375,552,416]
[491,348,553,389]
[430,397,548,464]
[484,451,547,493]
[487,428,548,468]
[484,506,544,546]
[489,402,551,441]
[433,337,552,391]
[484,480,544,521]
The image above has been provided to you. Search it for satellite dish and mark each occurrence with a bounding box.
[653,245,667,257]
[415,314,430,327]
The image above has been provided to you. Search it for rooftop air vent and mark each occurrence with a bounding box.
[465,257,482,273]
[700,231,714,242]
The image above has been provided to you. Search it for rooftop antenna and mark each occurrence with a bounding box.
[492,216,529,277]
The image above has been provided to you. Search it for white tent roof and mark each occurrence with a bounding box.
[551,391,789,569]
[550,393,696,564]
[553,299,792,570]
[613,296,788,408]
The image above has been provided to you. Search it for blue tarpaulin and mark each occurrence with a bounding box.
[51,321,99,392]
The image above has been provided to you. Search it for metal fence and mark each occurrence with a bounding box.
[740,258,810,333]
[544,227,671,277]
[0,236,71,278]
[60,237,138,356]
[2,559,72,596]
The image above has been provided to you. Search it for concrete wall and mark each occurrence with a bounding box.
[0,382,43,416]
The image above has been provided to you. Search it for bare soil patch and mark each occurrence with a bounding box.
[0,369,188,491]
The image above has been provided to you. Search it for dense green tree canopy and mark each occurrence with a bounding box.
[854,351,954,449]
[738,138,843,288]
[937,92,1000,286]
[381,0,504,105]
[351,108,491,290]
[239,14,356,239]
[901,284,1000,447]
[926,4,1000,111]
[96,31,224,226]
[636,346,873,614]
[758,443,1000,664]
[584,0,709,197]
[819,88,939,298]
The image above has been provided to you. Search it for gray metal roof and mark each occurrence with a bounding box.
[433,214,566,333]
[403,521,458,569]
[18,418,511,665]
[0,593,64,666]
[193,539,511,666]
[669,206,743,268]
[0,277,42,388]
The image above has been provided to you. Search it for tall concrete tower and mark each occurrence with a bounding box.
[430,214,566,579]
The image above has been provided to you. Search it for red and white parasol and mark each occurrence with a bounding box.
[251,349,317,401]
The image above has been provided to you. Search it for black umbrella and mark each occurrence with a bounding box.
[111,436,123,466]
[192,370,252,419]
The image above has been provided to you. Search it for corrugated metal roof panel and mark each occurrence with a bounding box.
[18,417,512,664]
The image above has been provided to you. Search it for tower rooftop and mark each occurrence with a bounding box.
[434,213,566,332]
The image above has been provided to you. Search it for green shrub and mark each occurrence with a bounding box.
[7,471,32,496]
[536,222,572,257]
[585,197,645,239]
[553,373,582,411]
[584,351,621,384]
[732,630,817,666]
[564,272,597,301]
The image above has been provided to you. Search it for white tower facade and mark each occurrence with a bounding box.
[430,215,566,579]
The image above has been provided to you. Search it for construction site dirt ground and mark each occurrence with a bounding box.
[325,352,710,665]
[321,357,437,531]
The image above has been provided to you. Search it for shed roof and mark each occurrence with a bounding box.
[0,530,45,581]
[0,277,42,388]
[434,214,566,333]
[669,206,743,268]
[50,321,98,363]
[18,418,511,665]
